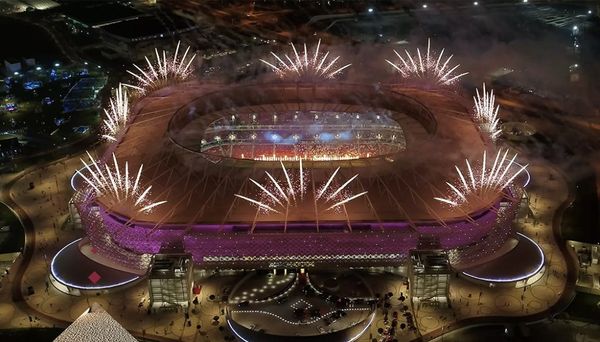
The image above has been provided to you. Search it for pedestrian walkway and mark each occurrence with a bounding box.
[413,159,571,341]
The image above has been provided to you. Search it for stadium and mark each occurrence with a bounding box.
[52,40,536,300]
[66,80,524,271]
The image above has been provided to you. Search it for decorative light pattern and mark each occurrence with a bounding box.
[123,41,196,95]
[473,83,502,140]
[434,149,528,206]
[462,233,545,282]
[101,84,129,142]
[72,190,152,271]
[260,39,351,80]
[231,307,371,326]
[386,38,468,86]
[227,313,374,342]
[230,273,297,304]
[77,152,167,213]
[235,160,367,214]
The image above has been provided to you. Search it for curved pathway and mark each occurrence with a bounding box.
[414,161,578,342]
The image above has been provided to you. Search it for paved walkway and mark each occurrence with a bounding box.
[413,158,576,342]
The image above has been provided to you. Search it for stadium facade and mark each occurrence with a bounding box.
[70,81,525,273]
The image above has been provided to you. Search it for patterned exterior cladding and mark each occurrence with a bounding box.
[74,186,522,270]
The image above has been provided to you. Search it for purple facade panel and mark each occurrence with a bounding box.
[101,211,186,254]
[183,231,418,264]
[77,186,521,269]
[74,191,150,271]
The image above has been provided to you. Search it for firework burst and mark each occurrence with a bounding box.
[473,83,502,140]
[123,41,196,95]
[260,39,351,80]
[77,152,167,213]
[434,149,528,207]
[101,84,129,142]
[235,160,367,214]
[385,38,468,86]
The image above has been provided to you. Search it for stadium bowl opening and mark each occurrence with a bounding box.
[168,83,435,168]
[199,110,406,162]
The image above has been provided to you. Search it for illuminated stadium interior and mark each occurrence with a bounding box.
[199,110,406,161]
[168,83,435,169]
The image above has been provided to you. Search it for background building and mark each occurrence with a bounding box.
[60,3,198,59]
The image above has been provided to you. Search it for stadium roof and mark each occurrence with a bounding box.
[100,82,494,226]
[53,303,137,342]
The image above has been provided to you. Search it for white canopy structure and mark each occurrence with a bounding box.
[54,303,137,342]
